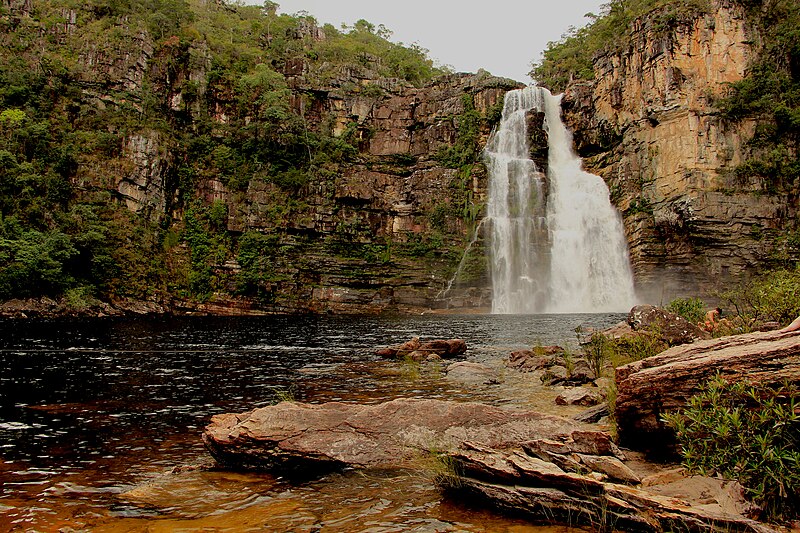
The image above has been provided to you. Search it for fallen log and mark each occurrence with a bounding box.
[615,329,800,453]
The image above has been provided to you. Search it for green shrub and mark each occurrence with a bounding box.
[718,268,800,327]
[609,333,667,366]
[663,376,800,520]
[667,297,706,324]
[584,332,613,378]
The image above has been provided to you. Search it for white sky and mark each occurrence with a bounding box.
[252,1,607,83]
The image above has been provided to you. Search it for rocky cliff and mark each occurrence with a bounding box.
[201,72,514,313]
[0,0,518,314]
[560,0,798,302]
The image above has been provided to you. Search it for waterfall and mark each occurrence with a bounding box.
[485,86,636,314]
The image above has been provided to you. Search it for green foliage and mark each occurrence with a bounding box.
[663,376,800,520]
[182,203,230,300]
[436,95,483,168]
[0,225,77,298]
[584,332,612,378]
[0,0,449,306]
[607,333,667,366]
[717,268,800,327]
[236,231,279,300]
[532,0,710,91]
[715,0,800,193]
[667,297,707,324]
[313,19,444,86]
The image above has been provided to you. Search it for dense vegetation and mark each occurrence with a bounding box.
[664,376,800,521]
[0,0,456,307]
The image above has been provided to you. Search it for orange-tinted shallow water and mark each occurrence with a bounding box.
[0,314,622,531]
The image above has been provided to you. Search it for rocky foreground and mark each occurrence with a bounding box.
[200,325,800,532]
[615,328,800,452]
[203,398,775,532]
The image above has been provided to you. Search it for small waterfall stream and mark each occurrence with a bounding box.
[485,86,636,314]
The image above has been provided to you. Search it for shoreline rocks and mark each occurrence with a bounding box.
[615,328,800,453]
[442,444,777,532]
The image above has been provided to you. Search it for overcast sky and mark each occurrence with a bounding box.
[254,1,607,83]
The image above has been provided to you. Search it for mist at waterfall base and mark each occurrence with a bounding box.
[485,86,636,314]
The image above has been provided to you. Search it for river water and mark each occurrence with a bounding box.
[0,313,623,532]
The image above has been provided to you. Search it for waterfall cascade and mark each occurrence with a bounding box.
[485,86,636,314]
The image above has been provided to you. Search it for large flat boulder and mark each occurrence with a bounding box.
[202,398,614,473]
[615,329,800,452]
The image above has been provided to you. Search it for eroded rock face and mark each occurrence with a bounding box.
[560,0,798,301]
[202,398,614,473]
[444,444,776,532]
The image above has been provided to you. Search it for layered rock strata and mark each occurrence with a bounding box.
[615,328,800,452]
[560,0,798,301]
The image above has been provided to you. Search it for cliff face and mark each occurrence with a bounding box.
[561,0,797,301]
[205,73,513,313]
[0,0,517,314]
[109,60,514,314]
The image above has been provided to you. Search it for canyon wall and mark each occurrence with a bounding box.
[560,0,797,302]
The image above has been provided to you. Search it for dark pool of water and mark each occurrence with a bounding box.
[0,313,622,531]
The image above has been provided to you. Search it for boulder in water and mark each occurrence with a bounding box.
[505,346,564,372]
[376,338,467,359]
[202,398,614,473]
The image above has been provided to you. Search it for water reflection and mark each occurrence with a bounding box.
[0,314,621,530]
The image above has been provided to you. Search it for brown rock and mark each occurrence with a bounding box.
[555,387,604,407]
[202,398,612,473]
[506,346,566,373]
[375,337,466,359]
[577,454,641,484]
[615,329,800,452]
[443,445,777,532]
[628,305,711,346]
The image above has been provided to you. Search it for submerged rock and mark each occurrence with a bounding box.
[445,361,498,385]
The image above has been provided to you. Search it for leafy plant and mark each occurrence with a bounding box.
[584,332,612,378]
[663,375,800,520]
[667,297,706,324]
[717,268,800,327]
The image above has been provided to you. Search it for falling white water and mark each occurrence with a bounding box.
[485,86,636,314]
